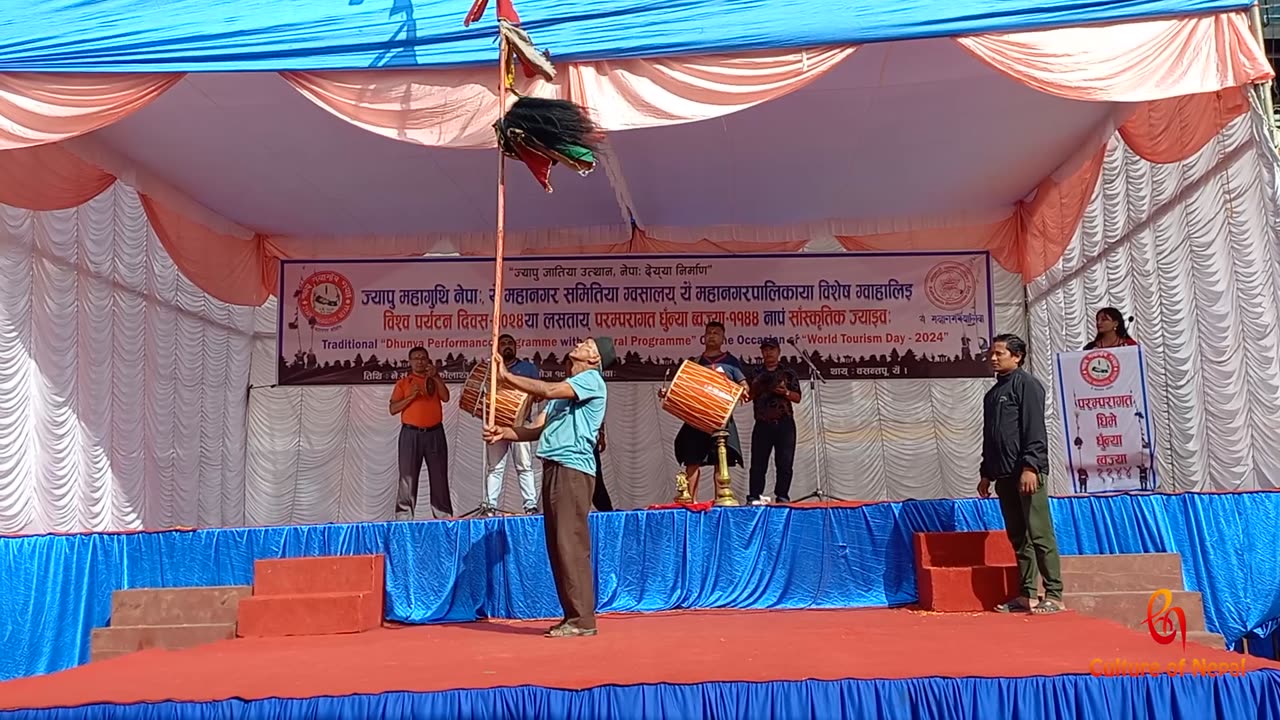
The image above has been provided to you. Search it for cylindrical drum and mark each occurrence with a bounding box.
[661,360,744,434]
[458,362,532,428]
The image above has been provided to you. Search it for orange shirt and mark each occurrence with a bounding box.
[392,375,444,429]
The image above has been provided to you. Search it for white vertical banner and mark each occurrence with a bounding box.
[1054,346,1157,493]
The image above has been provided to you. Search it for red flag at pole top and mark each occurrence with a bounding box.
[465,0,601,192]
[463,0,521,27]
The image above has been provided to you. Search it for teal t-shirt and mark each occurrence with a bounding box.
[536,368,607,475]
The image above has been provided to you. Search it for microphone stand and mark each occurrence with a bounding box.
[789,339,843,503]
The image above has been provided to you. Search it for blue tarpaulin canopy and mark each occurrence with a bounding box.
[0,0,1253,72]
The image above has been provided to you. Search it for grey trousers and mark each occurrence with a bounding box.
[542,461,597,629]
[397,424,451,519]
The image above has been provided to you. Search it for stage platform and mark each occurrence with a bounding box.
[2,493,1280,682]
[1,609,1277,720]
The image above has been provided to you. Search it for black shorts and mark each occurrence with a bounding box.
[674,418,743,467]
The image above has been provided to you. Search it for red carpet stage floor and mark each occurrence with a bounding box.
[1,608,1274,711]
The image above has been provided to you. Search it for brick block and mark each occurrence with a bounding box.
[90,623,236,656]
[913,531,1015,569]
[236,592,381,638]
[916,565,1019,612]
[252,555,384,597]
[1064,590,1207,632]
[111,586,251,626]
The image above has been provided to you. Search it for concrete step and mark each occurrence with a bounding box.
[1188,631,1225,650]
[111,586,252,626]
[1059,554,1184,593]
[912,531,1193,614]
[90,623,236,660]
[1064,590,1207,632]
[89,648,132,663]
[914,531,1014,569]
[237,591,381,638]
[252,554,384,596]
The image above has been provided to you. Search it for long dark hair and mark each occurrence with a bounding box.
[1088,307,1131,347]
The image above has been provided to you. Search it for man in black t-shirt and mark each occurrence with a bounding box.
[748,338,801,504]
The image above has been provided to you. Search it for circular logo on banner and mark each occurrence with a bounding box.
[925,261,976,310]
[1080,350,1121,388]
[298,271,355,328]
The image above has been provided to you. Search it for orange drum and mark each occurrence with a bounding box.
[661,360,745,434]
[458,362,532,428]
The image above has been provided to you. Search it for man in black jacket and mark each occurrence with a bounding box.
[978,334,1065,614]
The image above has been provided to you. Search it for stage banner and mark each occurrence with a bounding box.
[1054,346,1158,494]
[276,252,994,386]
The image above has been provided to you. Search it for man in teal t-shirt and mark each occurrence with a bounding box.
[485,336,616,638]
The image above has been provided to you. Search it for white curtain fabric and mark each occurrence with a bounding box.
[1028,102,1280,494]
[4,108,1280,533]
[0,185,255,534]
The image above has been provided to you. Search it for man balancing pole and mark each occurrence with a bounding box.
[978,333,1066,615]
[484,337,616,637]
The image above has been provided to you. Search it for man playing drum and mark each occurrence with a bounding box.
[660,321,749,501]
[484,337,617,637]
[480,334,541,516]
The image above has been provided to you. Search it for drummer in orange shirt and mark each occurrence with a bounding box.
[389,346,452,520]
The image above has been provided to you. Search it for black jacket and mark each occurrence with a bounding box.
[981,368,1049,480]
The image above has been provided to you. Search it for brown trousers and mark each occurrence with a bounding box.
[541,461,596,629]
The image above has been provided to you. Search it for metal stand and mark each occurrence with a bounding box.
[790,339,845,503]
[672,428,740,506]
[712,430,739,506]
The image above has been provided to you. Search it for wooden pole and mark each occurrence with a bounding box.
[487,34,510,429]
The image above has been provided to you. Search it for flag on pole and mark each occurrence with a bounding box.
[465,0,600,191]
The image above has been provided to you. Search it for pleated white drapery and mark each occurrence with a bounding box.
[0,185,255,534]
[1027,102,1280,495]
[3,112,1280,532]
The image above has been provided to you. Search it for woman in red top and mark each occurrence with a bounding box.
[1083,307,1137,350]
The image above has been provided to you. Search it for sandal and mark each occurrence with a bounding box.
[1032,599,1066,615]
[545,624,598,638]
[994,598,1033,613]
